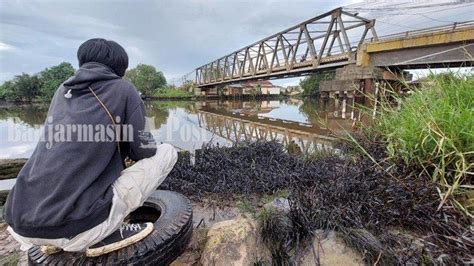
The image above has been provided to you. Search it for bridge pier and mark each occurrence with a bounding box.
[319,64,411,107]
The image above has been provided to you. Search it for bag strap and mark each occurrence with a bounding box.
[88,86,126,168]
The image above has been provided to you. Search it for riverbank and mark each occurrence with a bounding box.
[1,93,291,104]
[0,139,471,264]
[165,140,472,264]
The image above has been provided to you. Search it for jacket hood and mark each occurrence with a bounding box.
[63,62,121,90]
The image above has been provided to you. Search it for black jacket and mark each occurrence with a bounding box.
[4,62,157,239]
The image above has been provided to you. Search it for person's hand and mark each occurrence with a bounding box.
[125,158,136,168]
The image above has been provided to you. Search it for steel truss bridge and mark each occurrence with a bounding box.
[194,7,474,88]
[195,8,377,87]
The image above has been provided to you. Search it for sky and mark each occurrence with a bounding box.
[0,0,473,86]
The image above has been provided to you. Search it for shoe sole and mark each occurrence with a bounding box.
[40,245,62,255]
[85,222,154,257]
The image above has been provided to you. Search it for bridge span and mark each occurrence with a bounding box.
[194,7,474,89]
[195,8,377,88]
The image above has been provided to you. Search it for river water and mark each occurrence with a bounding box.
[0,98,369,159]
[0,97,368,190]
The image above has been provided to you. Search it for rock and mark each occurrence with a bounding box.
[200,218,270,266]
[263,197,290,213]
[300,231,363,266]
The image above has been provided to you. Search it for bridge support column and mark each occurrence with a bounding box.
[319,64,411,107]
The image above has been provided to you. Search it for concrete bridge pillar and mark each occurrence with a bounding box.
[319,64,411,108]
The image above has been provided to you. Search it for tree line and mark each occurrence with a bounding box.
[0,63,168,102]
[299,71,335,96]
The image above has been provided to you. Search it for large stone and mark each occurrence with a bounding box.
[300,231,363,266]
[200,218,270,266]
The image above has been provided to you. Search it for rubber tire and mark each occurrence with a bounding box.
[28,190,193,266]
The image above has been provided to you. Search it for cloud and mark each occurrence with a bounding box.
[0,41,15,51]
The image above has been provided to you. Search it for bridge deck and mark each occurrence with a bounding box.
[357,21,474,68]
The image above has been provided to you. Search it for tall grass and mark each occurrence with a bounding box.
[153,87,194,98]
[370,73,473,217]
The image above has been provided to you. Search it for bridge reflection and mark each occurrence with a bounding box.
[196,98,366,153]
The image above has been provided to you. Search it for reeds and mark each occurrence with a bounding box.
[367,72,473,217]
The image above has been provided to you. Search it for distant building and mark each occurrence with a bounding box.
[222,80,280,96]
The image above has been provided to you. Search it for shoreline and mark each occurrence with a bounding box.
[1,94,295,106]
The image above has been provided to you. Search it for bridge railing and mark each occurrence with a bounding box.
[195,8,377,87]
[371,20,474,43]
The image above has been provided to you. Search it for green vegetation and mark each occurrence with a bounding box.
[0,62,74,102]
[125,64,167,96]
[0,80,18,101]
[153,87,194,98]
[0,252,20,266]
[0,62,179,102]
[299,71,334,96]
[236,198,257,215]
[0,74,41,102]
[260,190,289,205]
[38,62,75,100]
[369,73,473,217]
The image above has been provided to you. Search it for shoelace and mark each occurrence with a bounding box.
[119,223,142,238]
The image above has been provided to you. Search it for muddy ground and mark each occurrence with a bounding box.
[0,200,245,266]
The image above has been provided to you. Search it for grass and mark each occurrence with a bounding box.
[0,252,20,265]
[153,88,195,98]
[257,207,294,264]
[368,72,473,217]
[260,190,289,205]
[236,198,257,216]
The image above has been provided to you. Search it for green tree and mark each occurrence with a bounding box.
[300,71,335,96]
[0,80,19,101]
[124,64,167,96]
[39,62,75,101]
[13,74,41,102]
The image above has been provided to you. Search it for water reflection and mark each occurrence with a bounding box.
[0,97,368,159]
[0,104,49,158]
[0,104,49,127]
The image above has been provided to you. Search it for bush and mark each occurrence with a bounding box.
[154,87,194,98]
[125,64,166,96]
[372,73,474,216]
[299,71,334,96]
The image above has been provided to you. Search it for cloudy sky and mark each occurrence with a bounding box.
[0,0,473,86]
